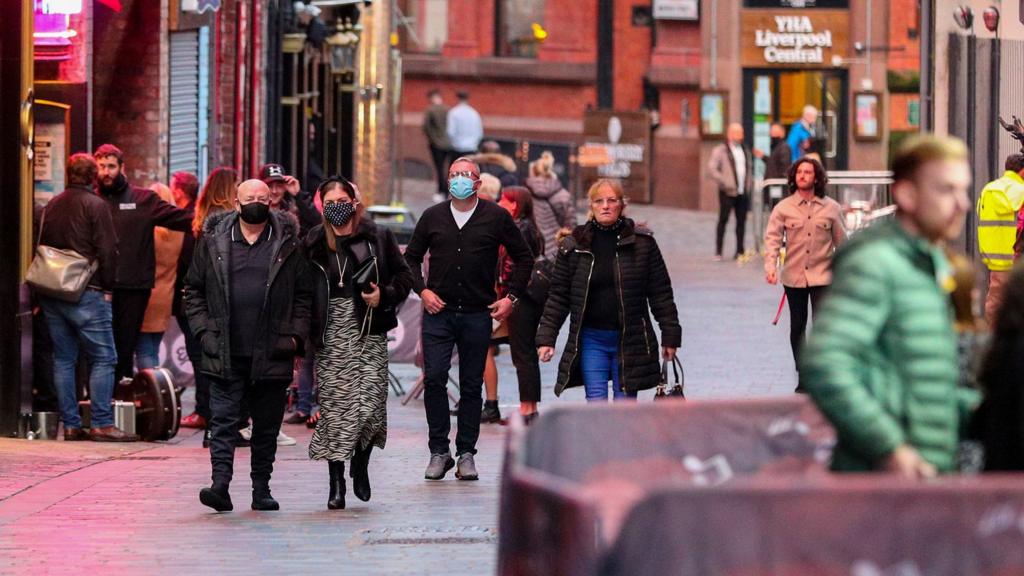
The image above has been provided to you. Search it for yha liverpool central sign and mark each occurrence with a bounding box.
[741,10,849,67]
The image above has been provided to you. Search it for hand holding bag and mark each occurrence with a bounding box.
[654,355,685,401]
[25,206,98,302]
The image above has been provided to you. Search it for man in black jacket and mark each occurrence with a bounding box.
[185,179,313,512]
[94,144,194,384]
[405,157,533,481]
[37,153,136,442]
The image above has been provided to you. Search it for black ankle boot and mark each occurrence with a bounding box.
[199,483,233,512]
[328,461,346,510]
[481,400,502,424]
[251,488,279,511]
[351,445,373,502]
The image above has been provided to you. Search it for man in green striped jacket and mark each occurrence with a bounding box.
[801,135,979,477]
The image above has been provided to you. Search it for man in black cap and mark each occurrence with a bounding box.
[260,163,321,235]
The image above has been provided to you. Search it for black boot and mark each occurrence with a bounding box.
[199,483,233,512]
[328,460,346,510]
[251,485,279,511]
[350,445,373,502]
[481,400,503,424]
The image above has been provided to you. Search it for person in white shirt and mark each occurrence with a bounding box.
[707,123,757,260]
[447,91,484,156]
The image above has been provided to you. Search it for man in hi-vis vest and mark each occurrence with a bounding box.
[977,154,1024,324]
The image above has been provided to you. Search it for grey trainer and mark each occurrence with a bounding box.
[424,452,455,480]
[455,453,479,481]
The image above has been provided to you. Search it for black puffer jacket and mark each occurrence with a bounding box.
[536,219,681,395]
[306,219,414,346]
[183,210,313,381]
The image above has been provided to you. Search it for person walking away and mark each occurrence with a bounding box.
[976,154,1024,324]
[526,151,576,261]
[973,262,1024,470]
[423,89,451,203]
[764,123,792,210]
[763,157,845,390]
[185,179,312,512]
[306,176,413,509]
[472,140,519,188]
[447,91,483,158]
[36,153,135,442]
[477,174,508,424]
[498,186,546,422]
[94,144,193,386]
[404,157,532,481]
[787,105,818,163]
[179,168,236,436]
[537,179,681,402]
[707,123,755,260]
[136,183,185,369]
[801,135,979,477]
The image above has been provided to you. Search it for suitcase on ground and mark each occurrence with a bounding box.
[115,367,180,441]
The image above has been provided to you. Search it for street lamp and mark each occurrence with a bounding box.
[953,5,974,30]
[327,17,361,76]
[982,6,1000,33]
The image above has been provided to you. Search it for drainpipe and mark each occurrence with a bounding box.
[709,0,717,89]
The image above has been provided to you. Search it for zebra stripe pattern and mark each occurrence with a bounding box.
[309,296,389,462]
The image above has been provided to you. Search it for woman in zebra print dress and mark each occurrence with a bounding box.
[306,177,413,509]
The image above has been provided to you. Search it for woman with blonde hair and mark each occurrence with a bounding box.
[526,151,576,260]
[537,179,680,401]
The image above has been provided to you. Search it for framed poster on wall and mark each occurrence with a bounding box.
[853,91,882,141]
[700,91,728,140]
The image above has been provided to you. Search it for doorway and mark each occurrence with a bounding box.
[743,68,848,172]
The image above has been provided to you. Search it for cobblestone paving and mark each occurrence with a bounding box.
[0,180,796,575]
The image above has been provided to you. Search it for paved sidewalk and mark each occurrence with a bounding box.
[0,182,796,575]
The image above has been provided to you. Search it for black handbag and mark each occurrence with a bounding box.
[654,355,685,401]
[351,257,377,294]
[525,255,553,303]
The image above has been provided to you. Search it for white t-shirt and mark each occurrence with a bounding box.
[451,200,478,229]
[730,143,746,195]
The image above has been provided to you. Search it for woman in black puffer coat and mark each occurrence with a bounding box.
[536,179,681,400]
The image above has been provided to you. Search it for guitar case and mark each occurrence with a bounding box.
[115,367,180,441]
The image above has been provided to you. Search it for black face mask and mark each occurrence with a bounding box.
[770,136,784,150]
[239,201,271,224]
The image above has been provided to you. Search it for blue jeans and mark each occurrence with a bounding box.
[296,343,315,416]
[580,327,636,402]
[40,290,118,428]
[134,331,164,370]
[422,309,492,456]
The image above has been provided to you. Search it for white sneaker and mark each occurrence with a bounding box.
[239,425,252,441]
[277,431,296,446]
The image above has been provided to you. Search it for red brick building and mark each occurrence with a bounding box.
[399,0,919,211]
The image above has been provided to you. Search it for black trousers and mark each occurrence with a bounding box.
[422,309,492,456]
[715,191,749,257]
[429,145,450,196]
[112,288,151,382]
[176,315,211,420]
[508,296,543,403]
[208,356,289,489]
[784,285,826,365]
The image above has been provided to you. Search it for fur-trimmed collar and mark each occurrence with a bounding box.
[203,207,299,239]
[470,152,517,173]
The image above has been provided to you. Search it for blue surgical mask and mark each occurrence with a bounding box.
[448,176,476,200]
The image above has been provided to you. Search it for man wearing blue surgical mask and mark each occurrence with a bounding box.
[405,158,534,482]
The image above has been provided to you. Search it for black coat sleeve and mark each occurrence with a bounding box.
[536,239,575,347]
[380,228,414,309]
[644,237,681,348]
[403,215,430,295]
[183,235,212,338]
[294,190,322,233]
[289,246,314,346]
[93,199,119,290]
[499,210,533,300]
[149,192,195,232]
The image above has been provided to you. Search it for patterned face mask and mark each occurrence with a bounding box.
[324,201,356,227]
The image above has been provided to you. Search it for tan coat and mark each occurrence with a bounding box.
[141,224,185,333]
[764,193,846,288]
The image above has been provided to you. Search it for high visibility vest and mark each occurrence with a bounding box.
[977,170,1024,271]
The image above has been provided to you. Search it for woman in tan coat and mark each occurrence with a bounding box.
[136,183,186,369]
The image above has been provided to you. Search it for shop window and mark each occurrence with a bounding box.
[405,0,448,53]
[496,0,546,58]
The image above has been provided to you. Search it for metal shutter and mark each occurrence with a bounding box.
[169,31,201,177]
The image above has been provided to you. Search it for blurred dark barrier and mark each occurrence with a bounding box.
[500,397,1024,576]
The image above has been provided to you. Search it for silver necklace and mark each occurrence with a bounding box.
[334,251,348,288]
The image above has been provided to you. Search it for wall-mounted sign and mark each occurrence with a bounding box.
[741,10,849,67]
[654,0,699,21]
[700,91,728,140]
[853,91,882,141]
[582,110,652,203]
[181,0,221,13]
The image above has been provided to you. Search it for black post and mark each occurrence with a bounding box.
[989,38,1001,181]
[597,0,614,109]
[0,0,32,437]
[919,0,934,131]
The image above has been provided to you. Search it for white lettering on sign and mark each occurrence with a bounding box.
[754,15,833,64]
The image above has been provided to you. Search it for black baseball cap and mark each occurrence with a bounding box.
[259,163,287,183]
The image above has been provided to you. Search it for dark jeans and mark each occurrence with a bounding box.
[208,356,289,489]
[297,342,315,416]
[422,309,492,456]
[429,145,450,196]
[40,291,118,429]
[113,288,151,382]
[176,315,211,420]
[785,285,826,367]
[580,327,636,402]
[508,296,543,403]
[715,191,749,257]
